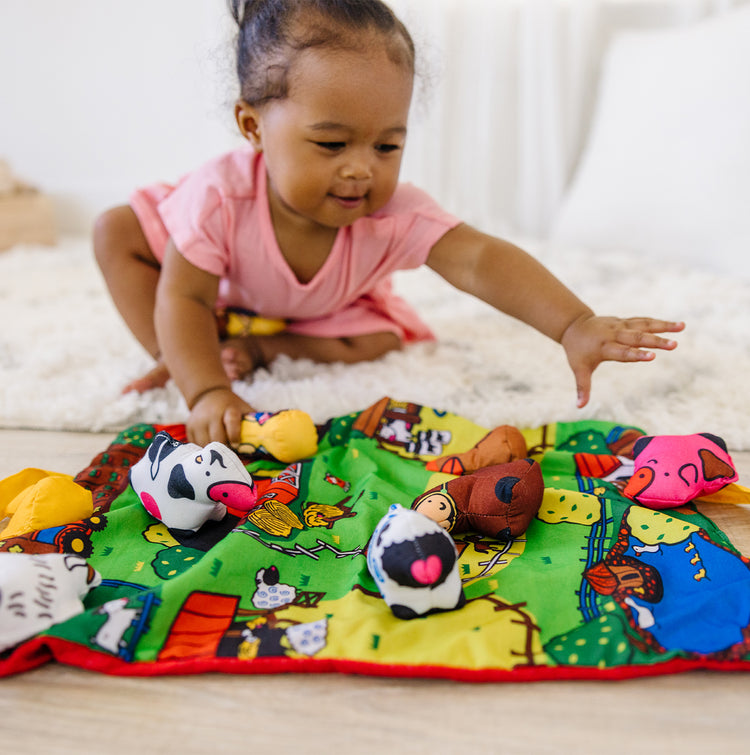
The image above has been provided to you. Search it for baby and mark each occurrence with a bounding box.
[94,0,683,446]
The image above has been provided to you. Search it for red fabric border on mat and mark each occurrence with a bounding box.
[3,635,750,682]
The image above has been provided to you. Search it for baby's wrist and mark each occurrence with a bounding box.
[559,310,594,345]
[187,383,232,410]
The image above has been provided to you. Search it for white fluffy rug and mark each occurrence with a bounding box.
[2,236,749,449]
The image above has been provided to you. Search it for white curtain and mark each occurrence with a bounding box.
[392,0,748,237]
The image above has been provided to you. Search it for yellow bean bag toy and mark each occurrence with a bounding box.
[0,468,94,539]
[236,410,319,464]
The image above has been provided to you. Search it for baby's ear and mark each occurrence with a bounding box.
[234,100,263,149]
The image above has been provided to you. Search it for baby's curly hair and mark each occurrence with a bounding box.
[228,0,415,106]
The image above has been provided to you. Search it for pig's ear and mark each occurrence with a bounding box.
[632,436,653,460]
[698,432,728,454]
[699,448,736,483]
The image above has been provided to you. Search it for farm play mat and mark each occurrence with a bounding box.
[2,397,750,680]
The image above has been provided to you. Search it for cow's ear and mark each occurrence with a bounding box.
[147,431,182,480]
[147,433,169,478]
[632,436,653,459]
[167,464,196,500]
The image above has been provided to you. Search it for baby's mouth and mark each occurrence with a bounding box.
[330,194,365,209]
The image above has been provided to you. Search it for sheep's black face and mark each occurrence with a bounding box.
[380,533,456,589]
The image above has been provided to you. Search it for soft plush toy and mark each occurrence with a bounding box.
[130,431,258,531]
[425,424,528,474]
[412,459,544,540]
[623,433,738,509]
[367,504,466,620]
[236,410,319,463]
[0,468,94,539]
[0,553,101,652]
[216,307,287,338]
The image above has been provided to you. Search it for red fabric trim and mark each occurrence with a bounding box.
[3,635,750,682]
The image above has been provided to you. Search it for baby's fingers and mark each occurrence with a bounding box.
[573,368,593,408]
[623,318,685,337]
[602,341,658,363]
[616,320,684,352]
[223,404,246,447]
[603,331,678,363]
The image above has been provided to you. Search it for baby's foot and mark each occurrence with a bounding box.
[220,338,259,381]
[122,361,170,394]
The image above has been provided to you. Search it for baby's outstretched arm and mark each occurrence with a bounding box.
[155,240,252,445]
[426,224,684,407]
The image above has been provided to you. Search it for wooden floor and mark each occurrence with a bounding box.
[2,429,750,754]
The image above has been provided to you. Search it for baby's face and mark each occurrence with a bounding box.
[244,38,413,234]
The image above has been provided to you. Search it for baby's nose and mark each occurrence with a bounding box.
[340,152,373,180]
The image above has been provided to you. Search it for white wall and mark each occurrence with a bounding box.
[2,0,747,236]
[1,0,240,232]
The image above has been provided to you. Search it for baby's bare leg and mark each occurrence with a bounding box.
[221,331,402,380]
[94,211,402,389]
[93,206,168,392]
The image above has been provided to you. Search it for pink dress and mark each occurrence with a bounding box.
[130,149,461,342]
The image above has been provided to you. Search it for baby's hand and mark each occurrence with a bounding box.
[187,386,253,446]
[561,315,685,408]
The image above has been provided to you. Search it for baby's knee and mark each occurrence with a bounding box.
[349,331,402,361]
[93,206,129,263]
[93,206,152,267]
[375,332,402,357]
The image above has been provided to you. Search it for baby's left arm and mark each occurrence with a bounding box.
[426,224,684,407]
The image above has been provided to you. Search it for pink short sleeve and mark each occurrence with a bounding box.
[160,186,228,277]
[135,150,262,277]
[368,183,462,270]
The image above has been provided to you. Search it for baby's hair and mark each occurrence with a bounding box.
[228,0,415,106]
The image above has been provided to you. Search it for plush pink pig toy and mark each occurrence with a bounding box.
[623,433,737,509]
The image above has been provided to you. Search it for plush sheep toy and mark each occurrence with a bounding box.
[130,431,258,532]
[367,504,466,620]
[0,553,101,652]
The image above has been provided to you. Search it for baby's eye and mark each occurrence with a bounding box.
[376,144,401,154]
[315,141,346,152]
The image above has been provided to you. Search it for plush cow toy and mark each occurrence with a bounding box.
[367,504,466,620]
[130,431,258,531]
[623,433,738,509]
